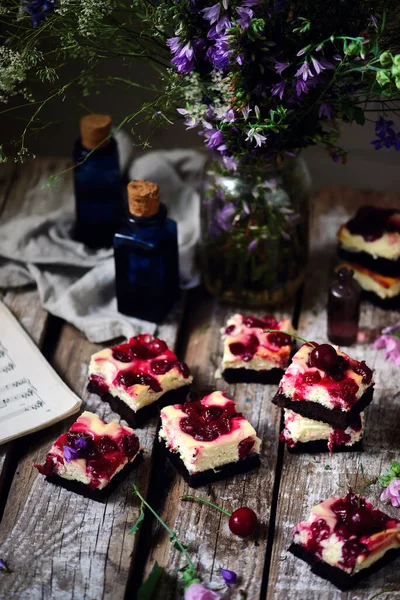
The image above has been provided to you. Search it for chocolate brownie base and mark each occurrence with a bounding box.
[289,542,400,591]
[45,454,142,502]
[161,440,260,488]
[222,367,284,384]
[361,290,400,311]
[87,380,192,427]
[286,440,363,454]
[272,386,374,430]
[338,245,400,278]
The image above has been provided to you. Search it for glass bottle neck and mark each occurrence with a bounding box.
[126,202,167,227]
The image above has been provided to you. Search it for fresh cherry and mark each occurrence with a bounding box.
[147,338,168,355]
[310,344,338,371]
[177,361,191,378]
[225,324,236,335]
[150,359,174,375]
[348,507,373,534]
[228,507,258,537]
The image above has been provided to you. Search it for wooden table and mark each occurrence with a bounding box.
[0,159,399,600]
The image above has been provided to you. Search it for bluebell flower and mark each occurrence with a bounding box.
[319,103,334,119]
[274,61,290,74]
[167,37,195,74]
[201,3,221,25]
[236,6,253,30]
[295,61,313,81]
[371,116,400,150]
[271,82,286,100]
[25,0,56,28]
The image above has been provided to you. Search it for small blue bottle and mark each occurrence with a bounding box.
[114,180,180,322]
[73,114,122,248]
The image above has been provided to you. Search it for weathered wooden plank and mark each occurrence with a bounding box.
[139,290,296,599]
[0,159,70,490]
[0,309,182,599]
[267,189,400,599]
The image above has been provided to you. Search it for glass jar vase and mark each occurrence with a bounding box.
[200,156,311,307]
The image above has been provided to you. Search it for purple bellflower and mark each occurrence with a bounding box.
[220,568,237,586]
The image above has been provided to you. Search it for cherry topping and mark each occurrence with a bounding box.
[309,344,338,371]
[112,349,133,362]
[180,400,240,442]
[229,507,258,537]
[116,371,162,392]
[243,315,278,329]
[303,371,321,384]
[88,375,109,396]
[348,507,371,534]
[341,540,368,568]
[150,359,175,375]
[268,332,292,347]
[225,325,236,335]
[122,434,140,459]
[229,334,258,361]
[129,342,157,359]
[177,361,191,378]
[147,338,168,354]
[354,361,373,384]
[308,519,330,552]
[238,437,255,459]
[35,455,55,476]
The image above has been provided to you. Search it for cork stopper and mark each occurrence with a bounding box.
[79,114,112,149]
[128,180,160,217]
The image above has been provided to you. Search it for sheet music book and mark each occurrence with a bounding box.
[0,301,82,445]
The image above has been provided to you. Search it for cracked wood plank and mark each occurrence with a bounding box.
[266,188,400,600]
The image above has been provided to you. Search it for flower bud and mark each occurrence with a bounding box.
[391,64,400,78]
[380,51,393,68]
[376,69,391,87]
[393,54,400,66]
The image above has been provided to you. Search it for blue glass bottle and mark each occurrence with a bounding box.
[73,114,122,249]
[114,181,180,322]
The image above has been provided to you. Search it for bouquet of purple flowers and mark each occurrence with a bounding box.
[1,0,400,165]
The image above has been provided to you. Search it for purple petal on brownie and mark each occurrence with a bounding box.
[63,446,80,462]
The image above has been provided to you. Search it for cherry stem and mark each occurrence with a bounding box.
[263,329,317,347]
[181,495,232,517]
[133,484,196,571]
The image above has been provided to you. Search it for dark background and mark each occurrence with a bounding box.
[1,57,399,192]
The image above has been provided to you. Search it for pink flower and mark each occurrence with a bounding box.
[372,333,400,366]
[184,583,221,600]
[380,479,400,507]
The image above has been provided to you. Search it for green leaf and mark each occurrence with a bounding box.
[129,501,145,534]
[137,562,164,600]
[353,107,366,126]
[378,461,400,487]
[324,465,331,471]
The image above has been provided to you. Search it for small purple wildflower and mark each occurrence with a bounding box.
[295,79,310,96]
[222,108,235,123]
[241,105,251,120]
[373,329,400,365]
[295,61,313,81]
[236,6,253,30]
[382,323,400,335]
[247,239,259,253]
[246,129,267,147]
[370,15,378,29]
[216,203,236,231]
[243,0,260,6]
[204,128,225,150]
[222,155,238,171]
[274,61,290,74]
[371,117,400,151]
[74,437,89,452]
[380,479,400,507]
[25,0,56,28]
[167,37,195,74]
[271,81,286,100]
[63,446,80,462]
[201,3,221,24]
[319,103,334,119]
[220,568,237,586]
[0,559,10,573]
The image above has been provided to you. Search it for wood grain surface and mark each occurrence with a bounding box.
[266,188,400,600]
[1,161,400,600]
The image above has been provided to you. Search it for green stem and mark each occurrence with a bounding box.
[132,484,196,572]
[367,590,393,600]
[263,330,316,347]
[181,495,232,517]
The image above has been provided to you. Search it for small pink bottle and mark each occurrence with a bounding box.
[328,267,361,346]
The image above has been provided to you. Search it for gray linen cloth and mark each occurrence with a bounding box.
[0,147,207,343]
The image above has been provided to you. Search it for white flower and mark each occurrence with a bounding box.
[246,129,267,147]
